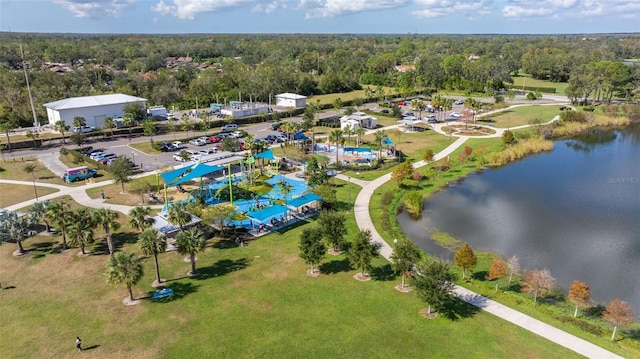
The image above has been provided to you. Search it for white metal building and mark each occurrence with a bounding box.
[44,94,147,129]
[275,93,307,108]
[340,112,378,130]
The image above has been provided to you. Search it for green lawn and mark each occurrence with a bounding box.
[510,75,569,95]
[0,191,581,359]
[129,141,162,155]
[309,86,397,106]
[0,183,59,207]
[479,105,563,128]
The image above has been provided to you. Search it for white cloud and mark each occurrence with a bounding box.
[501,0,640,20]
[151,0,255,19]
[299,0,409,19]
[54,0,136,18]
[252,0,287,13]
[412,0,495,20]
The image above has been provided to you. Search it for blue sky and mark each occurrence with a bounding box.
[1,0,639,34]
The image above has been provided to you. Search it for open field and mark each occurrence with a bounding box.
[0,183,59,207]
[309,86,397,105]
[510,75,569,95]
[0,191,581,359]
[479,105,563,128]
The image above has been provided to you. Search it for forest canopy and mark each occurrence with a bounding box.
[0,33,638,127]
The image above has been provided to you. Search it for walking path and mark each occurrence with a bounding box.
[340,105,622,359]
[2,101,623,358]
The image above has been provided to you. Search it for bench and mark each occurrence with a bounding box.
[152,288,174,299]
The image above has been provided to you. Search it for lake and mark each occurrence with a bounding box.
[397,125,640,312]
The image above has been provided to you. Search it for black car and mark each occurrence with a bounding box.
[271,122,282,131]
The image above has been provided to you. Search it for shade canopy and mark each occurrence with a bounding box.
[161,163,224,187]
[246,205,289,223]
[286,193,323,209]
[172,163,225,186]
[294,132,309,140]
[254,148,276,160]
[383,137,394,145]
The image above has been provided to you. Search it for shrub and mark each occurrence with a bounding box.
[381,191,394,206]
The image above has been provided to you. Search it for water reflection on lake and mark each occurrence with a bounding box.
[398,125,640,312]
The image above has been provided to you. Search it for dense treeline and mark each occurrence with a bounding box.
[0,33,639,128]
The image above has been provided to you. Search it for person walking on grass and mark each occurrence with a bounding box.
[76,337,82,352]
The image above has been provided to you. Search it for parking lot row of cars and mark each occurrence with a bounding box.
[82,148,133,166]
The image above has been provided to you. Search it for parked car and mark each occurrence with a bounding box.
[189,138,206,146]
[73,126,95,133]
[450,112,462,118]
[271,122,282,131]
[379,109,390,114]
[171,141,186,149]
[229,131,244,138]
[425,115,437,123]
[397,101,407,106]
[86,148,104,156]
[197,148,217,156]
[454,99,464,105]
[210,135,221,143]
[173,150,195,162]
[97,153,117,164]
[198,136,212,144]
[91,152,115,161]
[221,124,238,131]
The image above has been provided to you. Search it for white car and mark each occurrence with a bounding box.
[229,131,244,138]
[73,126,95,133]
[171,141,186,149]
[198,136,212,144]
[450,112,462,118]
[189,138,206,146]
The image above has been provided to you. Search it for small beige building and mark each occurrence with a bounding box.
[276,93,307,108]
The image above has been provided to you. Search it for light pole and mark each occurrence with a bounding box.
[131,151,136,168]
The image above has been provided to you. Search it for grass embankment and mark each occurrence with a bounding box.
[487,137,554,166]
[548,114,630,138]
[0,188,580,359]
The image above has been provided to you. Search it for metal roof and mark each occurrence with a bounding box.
[276,93,306,99]
[44,94,147,110]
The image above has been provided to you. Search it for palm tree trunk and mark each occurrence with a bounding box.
[611,326,617,341]
[105,229,114,256]
[153,253,161,284]
[81,244,86,255]
[190,254,197,274]
[17,239,25,253]
[128,286,134,302]
[401,274,405,288]
[61,227,68,250]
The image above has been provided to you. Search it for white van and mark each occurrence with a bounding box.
[221,124,238,131]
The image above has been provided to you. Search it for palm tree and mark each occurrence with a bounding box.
[54,120,68,144]
[329,129,344,165]
[176,228,206,276]
[128,206,155,233]
[92,208,121,256]
[45,199,72,250]
[0,120,15,152]
[278,179,293,205]
[105,251,144,302]
[355,127,366,147]
[374,129,386,162]
[67,208,95,255]
[333,97,343,115]
[30,200,51,232]
[167,202,191,231]
[122,114,135,138]
[138,228,166,285]
[412,99,426,122]
[23,163,38,201]
[0,210,36,254]
[343,124,354,146]
[103,116,116,137]
[26,130,39,148]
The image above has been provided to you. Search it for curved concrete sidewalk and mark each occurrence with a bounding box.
[345,115,622,358]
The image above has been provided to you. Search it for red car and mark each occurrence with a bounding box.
[397,101,407,106]
[210,135,221,143]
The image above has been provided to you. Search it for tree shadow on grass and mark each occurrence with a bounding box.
[319,258,351,274]
[210,238,239,250]
[148,281,199,303]
[583,304,606,319]
[471,270,488,281]
[29,241,62,259]
[194,258,249,280]
[440,297,481,321]
[369,263,396,282]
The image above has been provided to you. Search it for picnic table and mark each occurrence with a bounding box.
[152,288,174,299]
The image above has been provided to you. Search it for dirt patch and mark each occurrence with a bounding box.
[394,284,413,293]
[419,308,438,319]
[353,272,371,282]
[306,269,321,277]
